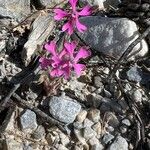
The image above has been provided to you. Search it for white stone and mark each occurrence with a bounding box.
[107,136,128,150]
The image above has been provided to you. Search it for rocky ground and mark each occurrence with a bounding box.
[0,0,150,150]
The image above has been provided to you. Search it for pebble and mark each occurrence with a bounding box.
[32,125,46,140]
[5,139,23,150]
[55,144,69,150]
[73,121,84,129]
[132,89,142,103]
[100,98,122,114]
[127,66,142,82]
[76,110,87,123]
[83,118,94,127]
[120,125,128,134]
[94,76,103,88]
[86,94,103,108]
[20,109,37,132]
[102,133,114,144]
[59,133,70,146]
[122,119,131,126]
[91,143,104,150]
[88,109,100,123]
[77,16,148,60]
[88,137,104,150]
[39,0,63,7]
[49,96,81,124]
[88,136,100,146]
[46,133,55,145]
[92,122,102,135]
[106,112,120,128]
[107,136,128,150]
[83,127,97,140]
[106,126,115,132]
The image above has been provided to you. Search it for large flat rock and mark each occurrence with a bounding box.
[77,16,148,60]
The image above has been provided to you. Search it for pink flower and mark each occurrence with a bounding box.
[64,41,91,78]
[39,41,91,79]
[54,0,92,35]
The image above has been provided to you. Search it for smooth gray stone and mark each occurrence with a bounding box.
[77,16,148,60]
[49,96,81,124]
[20,109,37,131]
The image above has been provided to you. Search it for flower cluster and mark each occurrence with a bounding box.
[39,41,91,79]
[54,0,92,35]
[40,0,92,79]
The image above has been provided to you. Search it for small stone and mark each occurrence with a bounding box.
[86,94,103,108]
[103,112,120,128]
[88,136,100,146]
[132,89,142,103]
[73,121,84,129]
[102,133,114,144]
[5,139,23,150]
[122,119,131,126]
[100,98,122,114]
[92,122,102,135]
[20,109,37,132]
[78,75,92,83]
[120,125,127,134]
[83,118,94,127]
[127,66,142,82]
[94,76,103,88]
[76,110,87,123]
[55,144,68,150]
[106,126,114,132]
[107,136,128,150]
[88,109,100,123]
[88,137,104,150]
[49,96,81,124]
[91,144,104,150]
[83,127,97,140]
[59,133,70,146]
[39,0,63,7]
[32,125,46,140]
[46,133,55,145]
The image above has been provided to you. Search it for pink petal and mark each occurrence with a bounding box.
[51,56,61,67]
[62,20,74,35]
[44,41,57,56]
[69,0,78,11]
[73,63,85,76]
[39,57,52,69]
[64,41,77,57]
[78,5,92,16]
[75,18,87,33]
[74,47,91,63]
[59,48,67,59]
[54,8,68,20]
[50,68,64,77]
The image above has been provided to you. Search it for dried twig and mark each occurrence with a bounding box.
[12,93,65,130]
[115,76,145,149]
[108,26,150,80]
[0,57,39,113]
